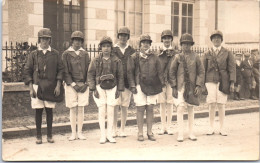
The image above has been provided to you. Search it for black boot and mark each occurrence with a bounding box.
[35,109,43,144]
[250,89,258,100]
[233,92,240,100]
[45,108,54,143]
[237,92,244,100]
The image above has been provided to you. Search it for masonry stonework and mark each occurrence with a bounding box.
[144,0,171,47]
[84,0,115,45]
[2,0,43,44]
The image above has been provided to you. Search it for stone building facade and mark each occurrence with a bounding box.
[2,0,259,50]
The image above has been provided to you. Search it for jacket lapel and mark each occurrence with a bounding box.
[114,47,124,58]
[68,51,78,58]
[125,46,135,56]
[217,47,224,57]
[78,50,86,58]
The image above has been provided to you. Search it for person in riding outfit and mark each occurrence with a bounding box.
[113,27,135,138]
[169,33,205,142]
[127,34,164,141]
[88,36,124,144]
[157,30,177,135]
[202,30,236,136]
[62,31,90,141]
[24,28,64,144]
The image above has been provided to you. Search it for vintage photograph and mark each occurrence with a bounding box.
[1,0,259,161]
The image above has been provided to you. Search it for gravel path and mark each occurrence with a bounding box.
[2,112,259,161]
[2,99,259,129]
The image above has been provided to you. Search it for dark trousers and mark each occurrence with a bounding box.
[35,108,53,138]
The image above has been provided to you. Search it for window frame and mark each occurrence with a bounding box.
[171,0,194,38]
[115,0,144,39]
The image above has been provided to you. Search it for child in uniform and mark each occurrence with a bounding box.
[62,31,90,140]
[128,34,164,141]
[24,28,64,144]
[158,30,177,135]
[169,33,205,142]
[113,26,135,137]
[88,36,124,144]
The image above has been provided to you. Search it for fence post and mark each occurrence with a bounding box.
[5,41,8,72]
[16,42,19,82]
[10,42,14,82]
[93,44,96,58]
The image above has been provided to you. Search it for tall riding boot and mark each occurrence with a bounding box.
[77,106,86,140]
[136,106,145,141]
[188,106,197,141]
[159,103,167,135]
[207,103,216,135]
[69,107,77,141]
[120,106,128,137]
[35,108,44,144]
[218,104,227,136]
[234,92,239,100]
[98,106,107,144]
[107,105,116,143]
[46,107,54,143]
[113,105,119,138]
[177,106,184,142]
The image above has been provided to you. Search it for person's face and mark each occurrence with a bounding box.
[101,43,112,55]
[211,35,222,47]
[40,37,51,48]
[162,36,172,48]
[118,34,128,45]
[140,40,151,51]
[72,38,83,48]
[181,42,192,52]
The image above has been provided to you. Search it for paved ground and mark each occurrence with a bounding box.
[2,112,259,161]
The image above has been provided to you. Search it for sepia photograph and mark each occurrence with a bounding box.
[1,0,260,161]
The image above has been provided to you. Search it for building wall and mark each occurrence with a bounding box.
[2,0,259,48]
[2,0,9,45]
[193,0,215,46]
[83,0,116,45]
[194,0,259,48]
[2,0,44,45]
[220,0,259,46]
[144,0,171,47]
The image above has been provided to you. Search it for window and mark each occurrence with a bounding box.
[171,1,193,38]
[44,0,84,52]
[115,0,126,37]
[115,0,143,39]
[128,0,143,36]
[57,0,83,51]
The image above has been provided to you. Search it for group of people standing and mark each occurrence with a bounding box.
[233,50,259,101]
[24,26,249,144]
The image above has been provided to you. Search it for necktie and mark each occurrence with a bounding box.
[215,49,219,55]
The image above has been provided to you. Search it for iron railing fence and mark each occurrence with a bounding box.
[2,41,253,82]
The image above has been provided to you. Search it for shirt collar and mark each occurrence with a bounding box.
[67,46,85,52]
[159,45,173,55]
[114,43,129,50]
[163,45,173,51]
[213,46,222,52]
[140,49,150,59]
[38,45,51,52]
